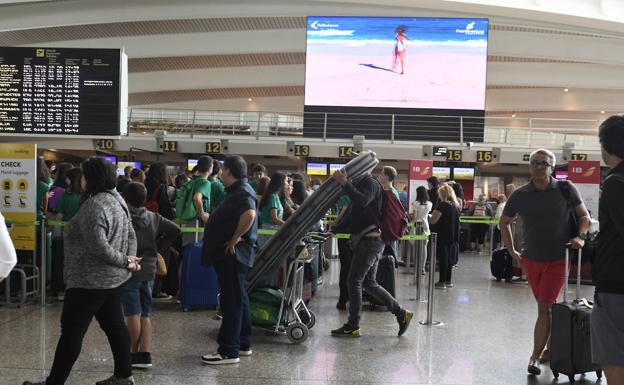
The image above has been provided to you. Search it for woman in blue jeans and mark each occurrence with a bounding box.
[24,157,140,385]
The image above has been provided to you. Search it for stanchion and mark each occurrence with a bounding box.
[420,233,442,326]
[415,236,428,303]
[489,222,495,257]
[40,217,47,306]
[414,222,427,302]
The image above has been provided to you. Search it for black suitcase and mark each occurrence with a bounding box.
[550,247,603,384]
[366,246,397,310]
[490,248,513,282]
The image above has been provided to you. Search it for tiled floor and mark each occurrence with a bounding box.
[0,253,603,385]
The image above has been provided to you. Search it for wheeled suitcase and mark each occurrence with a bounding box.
[550,247,602,384]
[366,248,397,310]
[179,242,219,311]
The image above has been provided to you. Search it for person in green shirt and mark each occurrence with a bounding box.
[209,159,226,212]
[181,156,213,246]
[281,176,296,220]
[380,165,401,200]
[249,163,267,193]
[334,194,351,218]
[193,160,212,222]
[257,172,287,248]
[259,172,286,227]
[55,167,83,222]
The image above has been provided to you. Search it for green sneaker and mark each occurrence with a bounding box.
[397,310,413,336]
[331,324,361,337]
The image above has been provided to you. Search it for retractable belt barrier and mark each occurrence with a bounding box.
[6,214,496,307]
[176,225,428,241]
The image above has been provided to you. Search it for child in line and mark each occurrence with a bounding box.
[121,182,181,369]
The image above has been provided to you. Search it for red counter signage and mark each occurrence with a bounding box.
[568,160,600,184]
[568,160,600,218]
[408,160,433,214]
[409,160,433,180]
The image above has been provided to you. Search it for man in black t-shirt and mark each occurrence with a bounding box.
[200,156,258,365]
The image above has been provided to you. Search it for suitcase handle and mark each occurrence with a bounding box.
[563,243,583,303]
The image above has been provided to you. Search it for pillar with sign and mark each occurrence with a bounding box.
[568,160,600,218]
[0,143,38,251]
[408,160,434,214]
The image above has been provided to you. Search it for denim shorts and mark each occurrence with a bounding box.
[122,280,154,317]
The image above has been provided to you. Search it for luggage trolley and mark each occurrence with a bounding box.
[249,234,326,344]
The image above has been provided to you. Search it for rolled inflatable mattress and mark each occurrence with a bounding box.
[247,150,379,290]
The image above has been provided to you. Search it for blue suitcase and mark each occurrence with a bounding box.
[180,242,219,311]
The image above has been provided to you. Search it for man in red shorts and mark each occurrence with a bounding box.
[499,148,590,376]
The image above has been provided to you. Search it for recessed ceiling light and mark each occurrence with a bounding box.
[511,114,516,118]
[600,110,605,114]
[248,98,252,102]
[564,88,569,92]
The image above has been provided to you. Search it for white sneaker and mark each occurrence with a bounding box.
[201,352,240,365]
[239,349,253,356]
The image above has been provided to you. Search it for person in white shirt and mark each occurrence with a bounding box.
[0,211,17,280]
[411,186,432,273]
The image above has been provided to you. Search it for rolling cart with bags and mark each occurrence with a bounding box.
[249,235,325,344]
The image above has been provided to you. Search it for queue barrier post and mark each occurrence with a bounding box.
[415,222,427,303]
[40,218,47,306]
[419,232,443,326]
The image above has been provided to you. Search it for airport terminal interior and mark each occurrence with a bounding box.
[1,0,623,384]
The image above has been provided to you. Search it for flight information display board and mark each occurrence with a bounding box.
[0,47,127,136]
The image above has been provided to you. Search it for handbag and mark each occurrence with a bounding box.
[156,253,168,276]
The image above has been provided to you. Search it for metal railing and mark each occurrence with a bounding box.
[127,108,601,149]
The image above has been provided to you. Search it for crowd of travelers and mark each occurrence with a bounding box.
[1,116,622,384]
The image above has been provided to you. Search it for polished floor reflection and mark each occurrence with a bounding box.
[0,253,602,385]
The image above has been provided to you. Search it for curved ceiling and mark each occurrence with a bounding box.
[1,0,624,119]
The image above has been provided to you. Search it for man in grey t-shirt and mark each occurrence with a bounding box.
[500,148,590,377]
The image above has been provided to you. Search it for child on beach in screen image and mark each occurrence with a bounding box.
[392,26,408,74]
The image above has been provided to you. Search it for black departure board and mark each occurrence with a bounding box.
[0,47,125,136]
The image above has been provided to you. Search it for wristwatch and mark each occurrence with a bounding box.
[124,257,132,267]
[579,233,588,241]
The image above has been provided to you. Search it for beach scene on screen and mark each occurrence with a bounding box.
[305,17,488,110]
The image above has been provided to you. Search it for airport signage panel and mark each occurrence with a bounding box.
[432,166,451,178]
[307,162,328,175]
[453,167,474,180]
[0,47,127,136]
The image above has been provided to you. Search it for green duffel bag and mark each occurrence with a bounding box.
[249,287,285,326]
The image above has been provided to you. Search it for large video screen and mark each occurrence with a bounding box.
[0,47,128,136]
[304,17,488,142]
[305,17,488,109]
